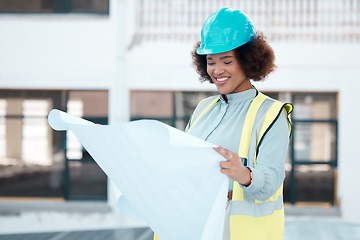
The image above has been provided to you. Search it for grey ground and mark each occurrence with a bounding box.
[1,217,360,240]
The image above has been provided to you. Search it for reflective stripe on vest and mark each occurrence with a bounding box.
[231,195,284,217]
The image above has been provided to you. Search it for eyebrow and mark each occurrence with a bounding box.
[206,55,234,60]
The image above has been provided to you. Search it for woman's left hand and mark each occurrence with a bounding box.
[214,146,252,186]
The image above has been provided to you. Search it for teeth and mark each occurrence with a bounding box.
[217,77,228,82]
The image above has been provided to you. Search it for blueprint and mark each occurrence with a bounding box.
[48,109,228,240]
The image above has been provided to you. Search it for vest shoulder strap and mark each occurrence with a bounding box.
[254,101,293,165]
[238,92,293,163]
[237,92,267,159]
[187,96,219,134]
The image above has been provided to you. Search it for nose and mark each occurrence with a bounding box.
[213,65,225,75]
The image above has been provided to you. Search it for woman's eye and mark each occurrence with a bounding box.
[224,61,232,65]
[207,62,215,66]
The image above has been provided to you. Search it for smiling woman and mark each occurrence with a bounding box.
[154,7,293,240]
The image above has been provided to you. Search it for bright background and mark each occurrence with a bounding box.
[0,0,360,238]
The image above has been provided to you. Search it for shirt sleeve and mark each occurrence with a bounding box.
[240,108,290,201]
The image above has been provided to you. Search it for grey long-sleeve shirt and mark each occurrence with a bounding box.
[185,88,290,201]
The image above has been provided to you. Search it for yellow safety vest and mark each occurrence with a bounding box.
[154,91,292,240]
[229,92,292,240]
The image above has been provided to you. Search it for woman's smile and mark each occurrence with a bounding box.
[215,76,230,84]
[206,50,252,96]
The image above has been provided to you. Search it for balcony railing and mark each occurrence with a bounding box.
[131,0,360,44]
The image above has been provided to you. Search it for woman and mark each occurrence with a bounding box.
[189,7,293,240]
[155,7,292,240]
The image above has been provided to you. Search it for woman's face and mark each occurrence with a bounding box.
[206,50,251,95]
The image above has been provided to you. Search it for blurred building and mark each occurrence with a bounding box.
[0,0,359,234]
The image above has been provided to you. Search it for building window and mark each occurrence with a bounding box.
[262,92,338,205]
[288,93,338,205]
[0,100,6,161]
[64,90,108,200]
[0,92,63,198]
[130,91,217,130]
[0,90,108,200]
[0,0,109,14]
[22,99,52,165]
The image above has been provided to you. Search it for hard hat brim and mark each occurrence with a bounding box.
[196,44,240,55]
[196,36,255,55]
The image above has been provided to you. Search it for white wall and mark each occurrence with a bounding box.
[336,86,360,223]
[0,0,138,91]
[0,15,116,90]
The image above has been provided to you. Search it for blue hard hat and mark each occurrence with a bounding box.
[196,8,256,55]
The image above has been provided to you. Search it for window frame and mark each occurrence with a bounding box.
[288,92,338,205]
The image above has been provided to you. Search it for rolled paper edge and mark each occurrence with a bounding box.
[48,109,68,131]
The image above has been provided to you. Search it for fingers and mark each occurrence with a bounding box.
[216,146,236,171]
[220,167,230,175]
[219,162,237,178]
[219,160,231,169]
[214,146,248,182]
[213,146,235,161]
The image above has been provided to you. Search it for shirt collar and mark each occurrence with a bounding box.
[219,88,257,104]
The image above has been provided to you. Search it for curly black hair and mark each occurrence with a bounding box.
[191,32,276,83]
